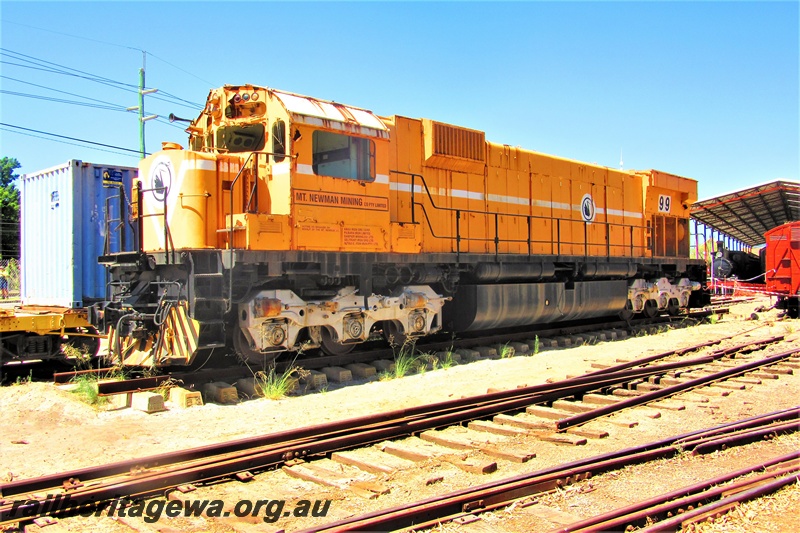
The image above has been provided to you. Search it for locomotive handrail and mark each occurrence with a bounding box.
[390,170,650,259]
[410,201,642,262]
[135,183,176,264]
[227,152,258,312]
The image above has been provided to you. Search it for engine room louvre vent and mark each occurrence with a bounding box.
[432,122,485,161]
[422,119,486,172]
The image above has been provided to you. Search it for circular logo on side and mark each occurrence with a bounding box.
[580,194,596,222]
[149,157,173,202]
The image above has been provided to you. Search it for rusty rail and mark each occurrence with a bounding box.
[553,453,800,532]
[1,337,790,525]
[297,408,799,533]
[0,353,735,524]
[555,344,799,430]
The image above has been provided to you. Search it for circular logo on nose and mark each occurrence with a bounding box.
[149,158,173,202]
[580,194,596,222]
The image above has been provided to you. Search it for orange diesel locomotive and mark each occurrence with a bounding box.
[98,85,708,366]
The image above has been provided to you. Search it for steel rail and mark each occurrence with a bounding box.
[2,339,788,525]
[554,455,800,533]
[0,356,729,524]
[676,410,800,448]
[3,357,709,495]
[580,335,783,380]
[3,335,780,507]
[636,471,800,533]
[297,408,800,533]
[690,420,800,455]
[554,346,800,430]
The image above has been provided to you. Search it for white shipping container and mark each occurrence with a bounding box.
[21,160,137,307]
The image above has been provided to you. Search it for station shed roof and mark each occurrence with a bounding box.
[691,180,800,246]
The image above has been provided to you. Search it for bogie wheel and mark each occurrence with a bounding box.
[234,326,279,365]
[667,298,682,316]
[320,328,355,356]
[642,299,659,318]
[382,320,408,348]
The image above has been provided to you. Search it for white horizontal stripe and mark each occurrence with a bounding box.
[390,182,423,193]
[185,159,216,171]
[450,189,484,201]
[375,174,389,184]
[488,193,530,206]
[297,163,313,175]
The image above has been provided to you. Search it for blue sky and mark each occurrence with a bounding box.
[1,1,797,200]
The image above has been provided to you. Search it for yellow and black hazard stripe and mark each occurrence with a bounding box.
[154,303,200,365]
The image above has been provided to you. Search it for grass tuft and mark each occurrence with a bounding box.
[391,340,419,379]
[69,367,126,406]
[439,350,456,370]
[255,366,300,400]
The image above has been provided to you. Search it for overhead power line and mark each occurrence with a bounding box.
[0,127,140,160]
[1,74,131,108]
[0,49,203,110]
[1,19,215,87]
[0,90,129,112]
[0,122,147,156]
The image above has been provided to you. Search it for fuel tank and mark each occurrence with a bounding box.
[445,280,628,332]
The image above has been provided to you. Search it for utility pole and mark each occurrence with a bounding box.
[127,52,158,159]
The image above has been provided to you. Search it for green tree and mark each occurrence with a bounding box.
[0,157,21,260]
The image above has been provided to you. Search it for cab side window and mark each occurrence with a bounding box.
[312,130,374,181]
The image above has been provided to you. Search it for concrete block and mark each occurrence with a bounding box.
[456,348,482,362]
[321,366,352,383]
[301,369,328,389]
[202,382,238,404]
[372,360,396,373]
[345,363,377,379]
[131,391,166,413]
[600,330,618,341]
[554,336,572,347]
[532,338,558,349]
[169,387,203,408]
[474,346,498,359]
[568,335,585,346]
[107,392,131,410]
[235,377,259,398]
[510,341,529,355]
[490,344,514,358]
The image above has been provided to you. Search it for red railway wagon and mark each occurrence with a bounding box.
[764,221,800,317]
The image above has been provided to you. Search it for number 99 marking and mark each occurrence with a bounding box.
[658,195,671,213]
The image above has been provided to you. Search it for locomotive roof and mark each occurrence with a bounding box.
[691,180,800,246]
[214,85,390,138]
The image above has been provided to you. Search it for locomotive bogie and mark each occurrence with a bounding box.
[237,285,446,358]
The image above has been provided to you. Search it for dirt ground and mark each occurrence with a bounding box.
[1,297,798,532]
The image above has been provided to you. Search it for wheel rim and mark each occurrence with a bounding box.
[667,298,681,316]
[643,300,658,318]
[234,326,278,365]
[320,328,355,356]
[619,302,634,321]
[382,320,408,347]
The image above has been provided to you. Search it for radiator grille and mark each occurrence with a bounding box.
[432,122,485,162]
